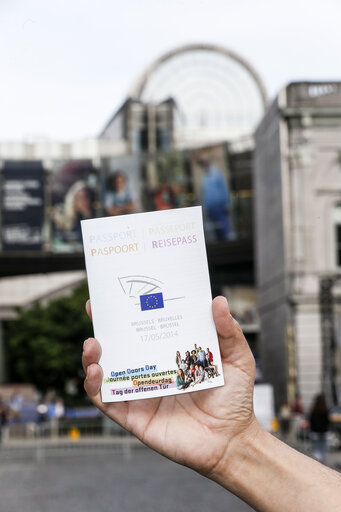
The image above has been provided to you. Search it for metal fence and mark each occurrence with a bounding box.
[0,416,142,462]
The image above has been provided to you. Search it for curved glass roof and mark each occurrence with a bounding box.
[135,46,266,147]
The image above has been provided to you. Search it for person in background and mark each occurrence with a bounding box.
[292,393,306,442]
[105,172,135,216]
[0,396,9,444]
[36,398,49,437]
[309,393,330,464]
[199,157,231,241]
[82,297,341,512]
[279,400,291,441]
[54,397,65,420]
[49,397,65,438]
[9,392,23,423]
[293,394,304,416]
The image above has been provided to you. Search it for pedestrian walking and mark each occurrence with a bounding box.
[0,396,9,444]
[309,393,329,464]
[279,400,291,441]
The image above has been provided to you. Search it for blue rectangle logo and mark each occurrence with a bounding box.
[140,292,164,311]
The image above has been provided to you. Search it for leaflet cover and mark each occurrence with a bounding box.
[81,206,224,402]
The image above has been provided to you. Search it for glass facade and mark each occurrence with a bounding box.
[139,48,265,146]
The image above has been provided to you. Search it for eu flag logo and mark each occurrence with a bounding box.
[140,292,164,311]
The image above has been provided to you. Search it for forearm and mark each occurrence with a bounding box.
[212,422,341,512]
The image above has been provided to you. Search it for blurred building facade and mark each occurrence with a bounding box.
[124,43,267,149]
[0,43,264,392]
[254,82,341,409]
[1,43,340,413]
[100,98,176,154]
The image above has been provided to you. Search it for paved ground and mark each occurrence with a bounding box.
[0,445,253,512]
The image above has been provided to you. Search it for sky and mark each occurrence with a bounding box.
[1,0,340,141]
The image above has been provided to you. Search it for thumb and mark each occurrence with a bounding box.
[212,296,254,367]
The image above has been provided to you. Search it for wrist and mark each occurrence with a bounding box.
[209,417,266,492]
[210,418,341,512]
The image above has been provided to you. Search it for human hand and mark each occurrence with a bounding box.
[82,296,259,479]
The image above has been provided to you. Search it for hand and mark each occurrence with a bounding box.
[82,296,258,479]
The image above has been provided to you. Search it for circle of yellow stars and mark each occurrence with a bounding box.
[145,295,159,309]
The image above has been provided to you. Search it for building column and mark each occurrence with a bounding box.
[147,105,157,154]
[294,301,322,411]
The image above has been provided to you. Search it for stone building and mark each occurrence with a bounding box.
[254,82,341,409]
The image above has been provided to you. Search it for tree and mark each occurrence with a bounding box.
[6,283,92,396]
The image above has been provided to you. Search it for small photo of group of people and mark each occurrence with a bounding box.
[175,345,219,391]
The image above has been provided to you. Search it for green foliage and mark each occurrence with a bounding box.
[6,282,93,395]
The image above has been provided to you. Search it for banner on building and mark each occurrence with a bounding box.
[1,161,45,251]
[50,160,98,252]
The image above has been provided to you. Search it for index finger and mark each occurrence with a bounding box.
[82,337,101,373]
[85,299,92,321]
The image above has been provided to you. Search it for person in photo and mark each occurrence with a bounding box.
[204,353,217,378]
[197,346,206,367]
[176,351,181,368]
[191,349,198,365]
[105,172,135,216]
[180,359,187,372]
[206,348,218,376]
[185,366,194,386]
[176,369,188,390]
[185,351,193,367]
[194,365,206,385]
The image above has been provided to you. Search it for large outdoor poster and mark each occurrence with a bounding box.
[50,160,98,251]
[1,161,45,251]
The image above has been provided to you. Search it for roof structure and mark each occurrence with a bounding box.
[128,43,268,147]
[0,270,86,320]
